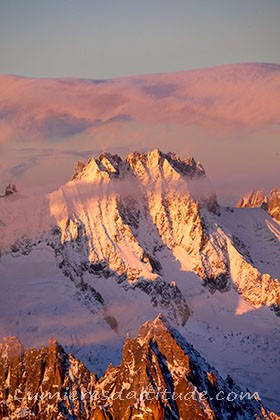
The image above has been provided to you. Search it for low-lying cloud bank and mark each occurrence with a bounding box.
[0,63,279,204]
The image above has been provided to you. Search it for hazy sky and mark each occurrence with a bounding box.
[1,0,280,79]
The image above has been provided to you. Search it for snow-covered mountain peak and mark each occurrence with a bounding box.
[125,149,205,178]
[71,149,207,186]
[72,153,123,183]
[68,149,218,216]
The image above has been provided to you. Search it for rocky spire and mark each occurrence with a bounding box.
[0,319,277,419]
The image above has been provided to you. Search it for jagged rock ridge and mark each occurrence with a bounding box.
[237,188,280,221]
[0,336,96,419]
[0,318,278,420]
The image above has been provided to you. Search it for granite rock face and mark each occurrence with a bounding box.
[0,318,278,419]
[0,336,97,419]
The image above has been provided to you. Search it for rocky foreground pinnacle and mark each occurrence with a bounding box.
[0,317,278,419]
